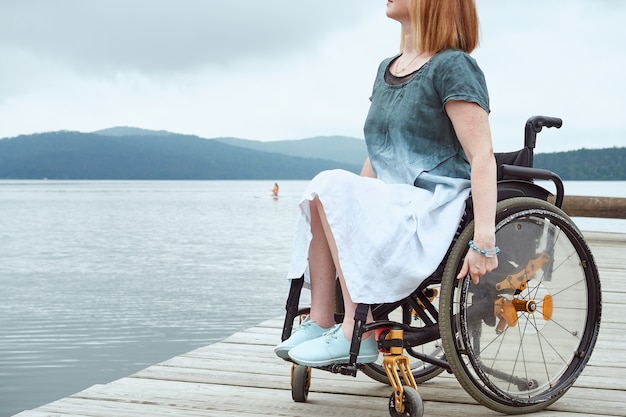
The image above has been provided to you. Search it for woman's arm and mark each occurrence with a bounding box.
[445,100,498,284]
[360,157,377,178]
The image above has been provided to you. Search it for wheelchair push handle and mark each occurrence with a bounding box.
[528,116,563,131]
[524,115,563,150]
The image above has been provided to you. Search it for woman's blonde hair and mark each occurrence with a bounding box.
[402,0,480,53]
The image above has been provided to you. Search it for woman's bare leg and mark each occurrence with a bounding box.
[312,196,373,339]
[308,197,338,329]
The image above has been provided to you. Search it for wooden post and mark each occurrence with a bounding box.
[548,195,626,219]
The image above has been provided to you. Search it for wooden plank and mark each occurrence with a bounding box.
[16,396,285,417]
[72,378,391,415]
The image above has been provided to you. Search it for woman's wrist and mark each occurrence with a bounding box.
[468,240,500,257]
[471,231,495,246]
[470,228,497,257]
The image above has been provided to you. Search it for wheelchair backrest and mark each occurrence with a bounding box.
[495,147,532,181]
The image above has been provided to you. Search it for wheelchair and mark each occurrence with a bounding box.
[279,116,602,416]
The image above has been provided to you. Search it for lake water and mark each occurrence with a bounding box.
[1,180,624,416]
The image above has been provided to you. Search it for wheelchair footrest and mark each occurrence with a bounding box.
[314,363,365,376]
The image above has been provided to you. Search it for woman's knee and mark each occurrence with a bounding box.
[308,169,355,197]
[311,169,351,184]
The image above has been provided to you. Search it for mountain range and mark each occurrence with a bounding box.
[0,127,623,180]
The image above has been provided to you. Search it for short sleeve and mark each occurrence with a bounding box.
[435,50,490,113]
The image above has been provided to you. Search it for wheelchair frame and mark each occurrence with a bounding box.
[279,116,602,417]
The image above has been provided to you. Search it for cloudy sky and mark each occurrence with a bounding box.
[1,0,624,153]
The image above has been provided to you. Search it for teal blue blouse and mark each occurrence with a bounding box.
[363,49,490,192]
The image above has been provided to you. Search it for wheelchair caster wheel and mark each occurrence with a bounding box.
[388,386,423,417]
[291,364,311,402]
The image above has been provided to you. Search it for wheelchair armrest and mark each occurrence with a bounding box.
[464,180,555,224]
[496,180,551,202]
[499,165,564,208]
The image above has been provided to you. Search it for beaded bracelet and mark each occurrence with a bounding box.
[468,240,500,257]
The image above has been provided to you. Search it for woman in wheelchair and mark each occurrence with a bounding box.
[275,0,499,367]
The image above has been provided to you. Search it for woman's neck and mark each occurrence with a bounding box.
[400,22,416,51]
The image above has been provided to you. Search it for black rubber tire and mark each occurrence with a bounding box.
[388,386,424,417]
[439,197,601,414]
[291,365,310,403]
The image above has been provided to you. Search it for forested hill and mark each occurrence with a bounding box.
[0,131,362,180]
[0,129,623,180]
[534,148,626,180]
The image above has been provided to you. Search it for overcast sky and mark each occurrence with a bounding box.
[1,0,624,153]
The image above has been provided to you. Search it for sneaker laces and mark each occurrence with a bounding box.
[322,324,343,342]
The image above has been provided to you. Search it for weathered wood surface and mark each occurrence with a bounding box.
[548,195,626,219]
[13,231,626,417]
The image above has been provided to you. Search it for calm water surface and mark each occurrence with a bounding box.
[0,180,624,416]
[0,180,306,416]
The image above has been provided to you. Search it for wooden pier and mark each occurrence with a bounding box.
[13,231,626,417]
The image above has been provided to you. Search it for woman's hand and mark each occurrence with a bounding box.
[457,240,498,284]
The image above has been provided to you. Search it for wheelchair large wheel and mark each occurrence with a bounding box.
[439,197,601,414]
[363,285,446,385]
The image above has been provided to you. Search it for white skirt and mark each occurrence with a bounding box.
[287,169,471,304]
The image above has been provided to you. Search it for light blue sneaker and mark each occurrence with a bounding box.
[288,325,379,367]
[274,318,335,359]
